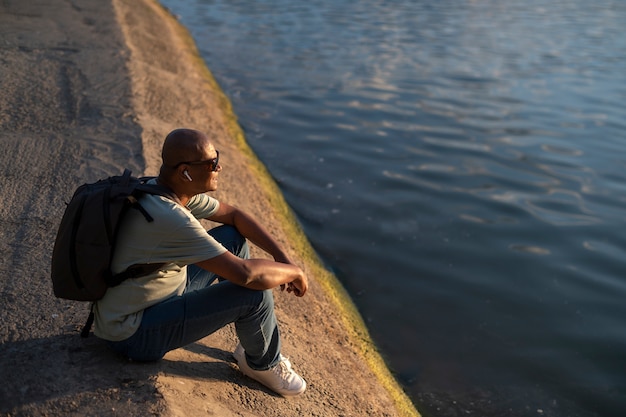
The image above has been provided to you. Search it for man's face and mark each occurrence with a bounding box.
[188,144,221,192]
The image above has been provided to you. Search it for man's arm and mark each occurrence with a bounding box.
[207,202,292,264]
[195,251,308,296]
[202,201,308,296]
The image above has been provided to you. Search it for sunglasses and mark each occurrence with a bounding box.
[173,150,220,172]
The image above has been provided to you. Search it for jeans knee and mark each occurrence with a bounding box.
[242,287,275,320]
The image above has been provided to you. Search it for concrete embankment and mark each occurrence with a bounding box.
[0,0,419,415]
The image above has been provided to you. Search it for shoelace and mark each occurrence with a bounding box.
[272,358,295,384]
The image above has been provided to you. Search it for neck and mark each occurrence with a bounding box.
[156,175,191,207]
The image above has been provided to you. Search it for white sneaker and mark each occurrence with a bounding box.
[233,343,306,397]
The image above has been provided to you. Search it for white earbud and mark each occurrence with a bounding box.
[183,170,193,181]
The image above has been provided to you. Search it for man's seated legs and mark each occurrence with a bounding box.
[108,225,280,368]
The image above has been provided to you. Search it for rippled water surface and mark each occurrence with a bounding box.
[160,0,626,415]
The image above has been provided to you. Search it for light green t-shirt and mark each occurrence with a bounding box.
[93,190,226,341]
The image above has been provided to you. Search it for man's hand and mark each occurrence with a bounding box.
[283,275,307,297]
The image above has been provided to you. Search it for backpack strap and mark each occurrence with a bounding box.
[120,169,133,186]
[105,177,179,287]
[105,263,168,287]
[81,304,95,338]
[136,177,182,206]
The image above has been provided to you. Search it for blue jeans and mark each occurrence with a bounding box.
[108,225,281,370]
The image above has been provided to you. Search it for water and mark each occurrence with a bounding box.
[159,0,626,415]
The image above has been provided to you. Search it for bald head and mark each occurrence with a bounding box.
[157,128,220,200]
[161,128,211,168]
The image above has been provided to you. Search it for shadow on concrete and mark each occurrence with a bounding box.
[0,332,238,416]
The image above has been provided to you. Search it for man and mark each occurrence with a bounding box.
[93,128,308,396]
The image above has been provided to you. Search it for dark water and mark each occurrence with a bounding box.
[160,0,626,415]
